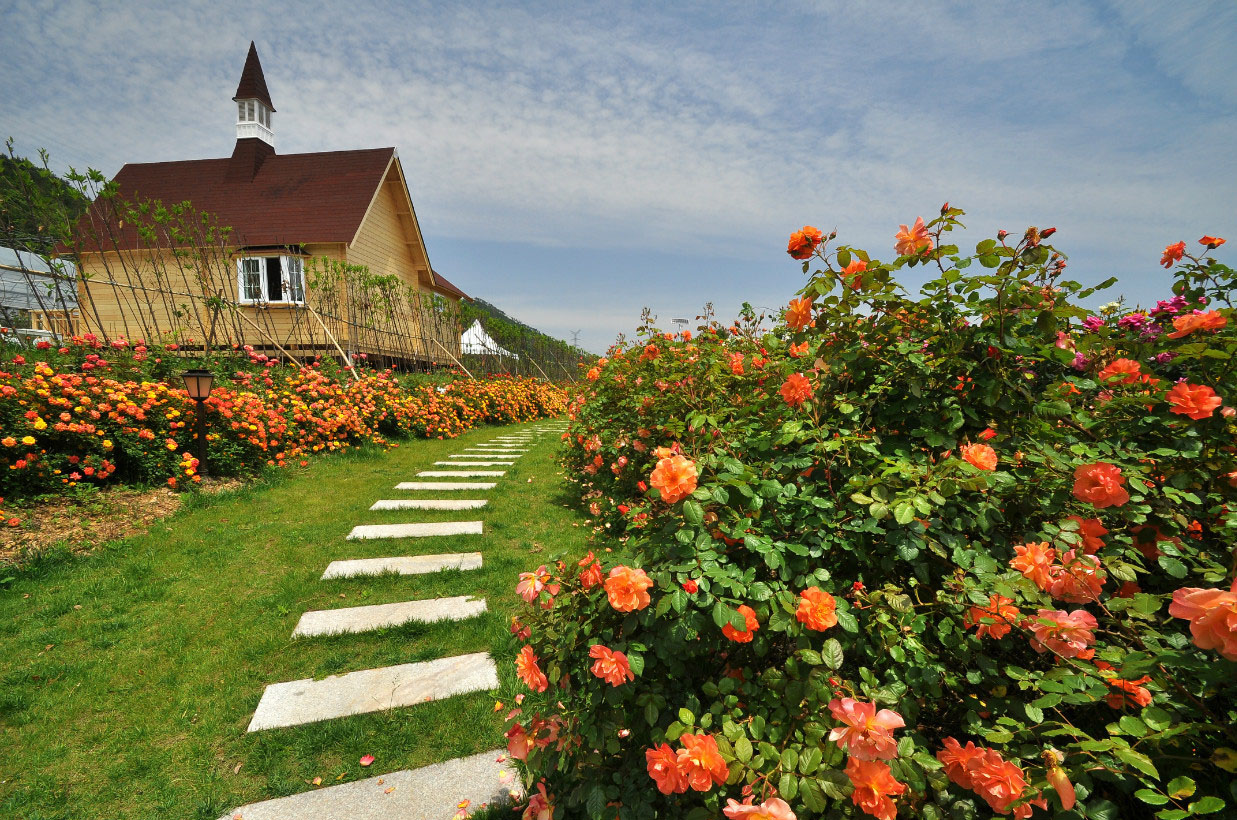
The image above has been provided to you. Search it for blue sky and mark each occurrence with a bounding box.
[2,0,1234,352]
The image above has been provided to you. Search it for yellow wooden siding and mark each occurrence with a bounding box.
[346,174,424,290]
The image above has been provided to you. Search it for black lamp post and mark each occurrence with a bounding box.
[181,369,214,478]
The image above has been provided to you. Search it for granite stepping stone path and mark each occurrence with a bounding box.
[370,499,487,510]
[246,651,498,731]
[216,749,521,820]
[292,595,488,637]
[229,423,559,819]
[321,553,483,578]
[347,521,483,539]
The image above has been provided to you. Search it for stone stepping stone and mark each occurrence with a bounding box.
[347,522,482,540]
[434,461,514,466]
[216,749,522,820]
[246,652,498,731]
[292,595,488,637]
[451,452,522,458]
[467,444,528,449]
[370,499,487,511]
[321,553,482,579]
[418,470,505,477]
[395,481,495,490]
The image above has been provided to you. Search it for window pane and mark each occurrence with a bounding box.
[265,257,283,301]
[286,257,304,302]
[237,101,245,121]
[240,258,262,301]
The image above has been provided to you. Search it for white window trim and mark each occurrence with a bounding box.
[236,255,306,306]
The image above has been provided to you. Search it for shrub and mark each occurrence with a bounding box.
[509,212,1236,820]
[0,336,565,497]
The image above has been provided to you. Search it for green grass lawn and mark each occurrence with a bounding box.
[0,421,587,819]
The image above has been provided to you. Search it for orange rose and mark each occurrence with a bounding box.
[1160,240,1186,268]
[780,373,812,407]
[1169,578,1237,660]
[1072,462,1129,508]
[586,366,601,381]
[650,454,697,503]
[1167,309,1227,339]
[1199,235,1226,248]
[964,594,1018,639]
[796,587,838,631]
[1097,358,1141,385]
[515,644,549,692]
[788,341,809,358]
[787,226,824,260]
[785,297,813,331]
[894,216,933,257]
[728,352,745,375]
[1010,542,1056,590]
[646,743,688,794]
[841,257,868,289]
[1065,515,1108,554]
[676,733,729,791]
[722,604,759,642]
[960,443,997,471]
[1166,381,1223,420]
[588,644,635,687]
[604,565,653,612]
[845,758,906,820]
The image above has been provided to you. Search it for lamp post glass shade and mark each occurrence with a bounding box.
[182,369,214,401]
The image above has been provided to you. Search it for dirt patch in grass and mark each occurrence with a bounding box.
[0,479,243,566]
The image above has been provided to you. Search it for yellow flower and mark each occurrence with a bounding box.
[21,435,36,446]
[33,418,47,430]
[102,440,113,449]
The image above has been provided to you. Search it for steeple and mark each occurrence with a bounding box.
[232,42,275,148]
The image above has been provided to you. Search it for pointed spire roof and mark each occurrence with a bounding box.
[232,41,275,111]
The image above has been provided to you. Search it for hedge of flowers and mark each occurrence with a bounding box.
[0,338,565,500]
[507,210,1236,820]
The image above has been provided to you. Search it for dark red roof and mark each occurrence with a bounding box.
[233,42,275,110]
[78,147,396,250]
[430,269,470,301]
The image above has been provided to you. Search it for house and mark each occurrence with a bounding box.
[66,42,467,367]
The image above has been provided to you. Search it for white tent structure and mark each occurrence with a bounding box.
[460,319,519,359]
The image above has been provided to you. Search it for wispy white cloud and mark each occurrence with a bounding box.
[2,0,1233,352]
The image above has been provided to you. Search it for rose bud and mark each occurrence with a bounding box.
[1041,227,1057,238]
[997,230,1008,241]
[940,201,950,214]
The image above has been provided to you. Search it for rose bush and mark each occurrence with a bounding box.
[507,211,1236,819]
[0,337,565,498]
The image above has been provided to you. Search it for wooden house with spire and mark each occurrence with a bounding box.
[65,42,467,367]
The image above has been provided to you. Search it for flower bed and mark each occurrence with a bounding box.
[0,338,565,502]
[508,212,1235,819]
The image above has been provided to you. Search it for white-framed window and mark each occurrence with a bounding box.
[236,256,306,305]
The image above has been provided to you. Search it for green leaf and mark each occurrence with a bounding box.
[778,770,798,800]
[1157,555,1188,579]
[1190,797,1226,815]
[1136,790,1170,806]
[627,652,645,676]
[1024,703,1044,724]
[1118,715,1147,737]
[586,785,606,817]
[644,701,659,726]
[683,500,704,526]
[800,779,826,813]
[678,707,695,726]
[822,638,844,670]
[735,736,753,763]
[1115,747,1159,778]
[893,501,916,525]
[1167,776,1196,799]
[781,747,799,771]
[1142,706,1173,731]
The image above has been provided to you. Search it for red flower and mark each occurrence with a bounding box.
[845,758,906,820]
[1072,462,1129,508]
[1166,381,1223,420]
[841,258,868,289]
[795,587,838,631]
[1169,578,1237,660]
[961,443,997,471]
[682,579,698,594]
[1097,358,1141,385]
[828,698,904,760]
[589,644,635,687]
[646,743,688,794]
[676,733,728,791]
[1010,542,1056,590]
[964,594,1018,639]
[1065,515,1108,554]
[604,566,653,612]
[1161,240,1186,267]
[1026,609,1098,659]
[722,604,759,642]
[785,298,813,331]
[1168,310,1227,339]
[787,226,824,260]
[1199,235,1226,248]
[780,373,812,407]
[515,645,549,692]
